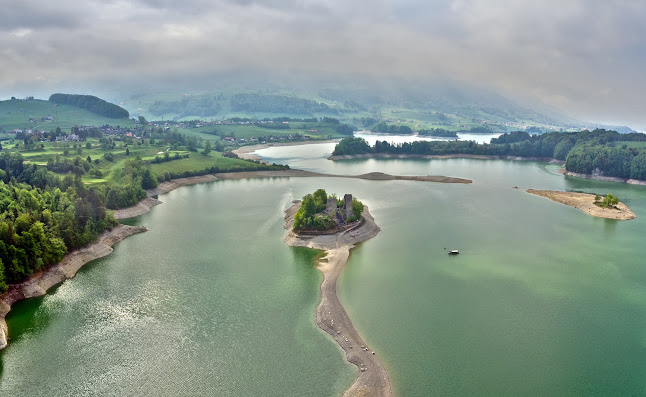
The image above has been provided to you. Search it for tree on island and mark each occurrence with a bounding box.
[594,193,619,208]
[293,189,364,231]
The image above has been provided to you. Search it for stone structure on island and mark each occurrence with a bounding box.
[321,193,354,227]
[343,194,354,219]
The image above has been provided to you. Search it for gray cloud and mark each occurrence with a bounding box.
[1,0,645,128]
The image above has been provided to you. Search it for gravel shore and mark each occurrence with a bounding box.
[284,202,393,397]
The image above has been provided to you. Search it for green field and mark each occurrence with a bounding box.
[617,141,646,148]
[0,99,133,132]
[148,152,268,175]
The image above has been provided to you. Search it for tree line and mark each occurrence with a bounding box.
[0,155,118,292]
[49,94,130,119]
[231,93,337,115]
[333,129,646,180]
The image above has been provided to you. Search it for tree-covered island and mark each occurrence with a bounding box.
[292,189,364,232]
[332,129,646,181]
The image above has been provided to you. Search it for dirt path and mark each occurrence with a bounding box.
[284,203,393,396]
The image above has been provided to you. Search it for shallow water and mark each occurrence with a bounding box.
[2,137,646,396]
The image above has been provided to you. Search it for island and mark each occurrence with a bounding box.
[526,189,636,220]
[283,190,393,397]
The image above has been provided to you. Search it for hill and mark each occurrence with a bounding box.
[49,93,129,119]
[121,83,636,134]
[0,98,133,133]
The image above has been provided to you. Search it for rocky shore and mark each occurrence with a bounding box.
[0,225,148,350]
[563,171,646,186]
[284,201,393,397]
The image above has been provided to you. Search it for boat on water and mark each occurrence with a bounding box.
[448,250,459,255]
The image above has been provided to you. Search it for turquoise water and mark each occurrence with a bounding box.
[2,139,646,396]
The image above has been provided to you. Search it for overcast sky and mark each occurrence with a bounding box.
[2,0,645,129]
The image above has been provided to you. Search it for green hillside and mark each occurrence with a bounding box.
[121,88,585,134]
[0,98,133,133]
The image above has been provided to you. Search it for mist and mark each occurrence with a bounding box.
[2,0,645,130]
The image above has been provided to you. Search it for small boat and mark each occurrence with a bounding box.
[448,250,459,255]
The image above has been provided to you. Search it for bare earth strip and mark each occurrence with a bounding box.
[0,225,148,349]
[113,197,163,219]
[284,202,393,397]
[526,189,636,220]
[233,140,340,162]
[110,170,471,221]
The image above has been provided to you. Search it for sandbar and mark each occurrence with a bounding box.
[233,140,340,162]
[0,225,148,349]
[526,189,636,220]
[112,170,471,220]
[284,202,393,397]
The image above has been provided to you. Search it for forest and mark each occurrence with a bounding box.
[292,189,364,231]
[333,129,646,180]
[0,152,119,292]
[370,121,413,135]
[417,128,458,138]
[150,96,222,118]
[231,94,337,115]
[49,94,130,119]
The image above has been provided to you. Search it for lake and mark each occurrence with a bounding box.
[2,137,646,396]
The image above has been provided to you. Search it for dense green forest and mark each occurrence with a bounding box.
[370,121,413,135]
[293,189,335,231]
[231,94,336,115]
[417,128,458,138]
[150,96,222,118]
[333,129,646,180]
[49,94,129,119]
[0,152,119,292]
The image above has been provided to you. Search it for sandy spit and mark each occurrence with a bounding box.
[526,189,636,220]
[284,202,393,397]
[0,225,148,350]
[114,169,469,221]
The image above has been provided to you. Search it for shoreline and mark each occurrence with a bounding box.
[233,139,340,162]
[0,224,148,350]
[284,202,393,397]
[563,171,646,186]
[113,170,472,220]
[526,189,636,220]
[329,152,564,163]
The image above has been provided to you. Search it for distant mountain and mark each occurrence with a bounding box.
[113,77,637,133]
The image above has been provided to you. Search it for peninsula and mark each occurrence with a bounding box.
[283,190,392,397]
[526,189,636,220]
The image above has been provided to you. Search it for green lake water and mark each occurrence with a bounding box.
[2,139,646,396]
